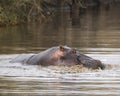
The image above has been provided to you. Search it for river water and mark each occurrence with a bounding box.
[0,5,120,96]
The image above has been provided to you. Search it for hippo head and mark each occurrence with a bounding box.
[55,46,105,69]
[53,45,80,66]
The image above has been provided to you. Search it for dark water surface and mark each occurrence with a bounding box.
[0,5,120,96]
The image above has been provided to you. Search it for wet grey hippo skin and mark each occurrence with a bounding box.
[76,51,105,69]
[11,46,105,69]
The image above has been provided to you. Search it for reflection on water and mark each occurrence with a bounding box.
[0,4,120,54]
[0,4,120,96]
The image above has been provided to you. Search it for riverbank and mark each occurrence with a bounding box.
[0,0,53,26]
[0,0,120,27]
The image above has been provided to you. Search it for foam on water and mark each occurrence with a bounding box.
[0,54,120,77]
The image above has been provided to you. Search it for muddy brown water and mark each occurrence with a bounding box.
[0,5,120,96]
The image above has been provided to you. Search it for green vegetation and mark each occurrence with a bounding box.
[0,0,52,26]
[0,0,85,26]
[0,0,119,26]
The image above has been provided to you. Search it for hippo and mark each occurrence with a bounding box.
[11,46,105,69]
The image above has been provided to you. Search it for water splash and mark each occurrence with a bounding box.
[0,54,120,96]
[0,54,120,78]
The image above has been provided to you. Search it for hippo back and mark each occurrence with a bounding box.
[25,46,61,65]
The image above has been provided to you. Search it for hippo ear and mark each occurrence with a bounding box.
[59,45,65,51]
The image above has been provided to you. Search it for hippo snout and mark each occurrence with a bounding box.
[81,59,105,69]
